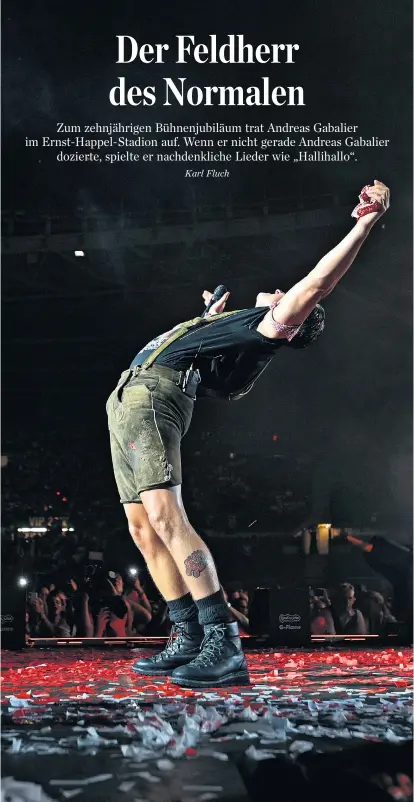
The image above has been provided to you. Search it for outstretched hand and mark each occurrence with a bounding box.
[202,289,230,316]
[352,180,390,224]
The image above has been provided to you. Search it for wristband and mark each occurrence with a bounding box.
[359,185,372,203]
[270,299,301,341]
[351,201,382,220]
[351,185,382,219]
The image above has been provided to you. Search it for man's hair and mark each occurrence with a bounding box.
[286,304,325,349]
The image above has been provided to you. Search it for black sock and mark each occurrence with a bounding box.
[195,589,234,626]
[167,592,198,624]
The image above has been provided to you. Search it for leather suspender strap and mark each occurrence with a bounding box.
[140,310,241,370]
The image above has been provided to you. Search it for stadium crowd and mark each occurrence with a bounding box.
[21,561,399,639]
[25,571,251,639]
[1,425,401,640]
[309,582,397,636]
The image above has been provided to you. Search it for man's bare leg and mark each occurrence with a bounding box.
[139,485,249,687]
[140,486,223,601]
[126,498,206,677]
[124,502,189,601]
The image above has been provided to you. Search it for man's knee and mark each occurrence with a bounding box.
[145,508,183,546]
[141,488,188,545]
[128,523,161,559]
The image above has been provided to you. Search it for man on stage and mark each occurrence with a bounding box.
[106,181,389,687]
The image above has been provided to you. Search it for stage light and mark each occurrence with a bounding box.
[74,250,85,257]
[317,523,332,555]
[128,568,138,576]
[17,577,28,587]
[18,527,48,533]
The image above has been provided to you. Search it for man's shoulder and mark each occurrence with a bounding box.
[209,307,268,325]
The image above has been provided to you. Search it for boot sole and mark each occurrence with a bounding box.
[131,654,201,676]
[132,665,174,676]
[170,670,251,688]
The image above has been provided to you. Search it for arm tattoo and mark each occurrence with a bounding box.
[184,550,208,579]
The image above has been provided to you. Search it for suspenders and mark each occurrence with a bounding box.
[140,310,242,370]
[138,309,270,402]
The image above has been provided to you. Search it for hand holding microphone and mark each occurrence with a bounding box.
[202,285,230,317]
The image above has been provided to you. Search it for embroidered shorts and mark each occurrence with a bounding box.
[106,367,194,504]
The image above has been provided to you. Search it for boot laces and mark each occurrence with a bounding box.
[191,625,226,667]
[153,623,187,661]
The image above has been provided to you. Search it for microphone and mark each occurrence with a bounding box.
[202,284,229,317]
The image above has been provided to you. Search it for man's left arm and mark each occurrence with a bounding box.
[257,181,390,338]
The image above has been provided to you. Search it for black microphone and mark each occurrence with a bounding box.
[202,284,229,317]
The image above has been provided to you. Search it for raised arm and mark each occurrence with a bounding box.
[229,605,250,632]
[257,181,390,339]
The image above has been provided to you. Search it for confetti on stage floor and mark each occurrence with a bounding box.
[1,647,413,801]
[1,647,412,731]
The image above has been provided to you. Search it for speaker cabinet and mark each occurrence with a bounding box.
[269,587,310,646]
[1,585,27,649]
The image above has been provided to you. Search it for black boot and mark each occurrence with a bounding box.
[132,621,203,676]
[170,622,250,688]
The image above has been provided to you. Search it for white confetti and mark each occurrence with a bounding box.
[136,772,161,783]
[118,781,136,792]
[385,729,406,742]
[8,696,32,708]
[6,738,22,753]
[2,777,58,802]
[210,751,229,761]
[289,740,314,754]
[156,759,174,771]
[120,744,154,761]
[50,774,113,786]
[245,745,276,761]
[239,706,259,722]
[141,723,173,748]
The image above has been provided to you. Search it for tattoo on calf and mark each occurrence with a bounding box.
[184,550,209,579]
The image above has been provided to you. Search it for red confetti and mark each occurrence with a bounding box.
[0,647,412,716]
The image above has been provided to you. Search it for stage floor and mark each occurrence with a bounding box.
[1,646,413,801]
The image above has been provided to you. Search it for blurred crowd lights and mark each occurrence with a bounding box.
[17,527,75,533]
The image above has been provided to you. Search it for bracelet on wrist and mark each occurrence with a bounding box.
[270,300,301,341]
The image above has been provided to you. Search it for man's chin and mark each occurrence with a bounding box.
[255,298,272,308]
